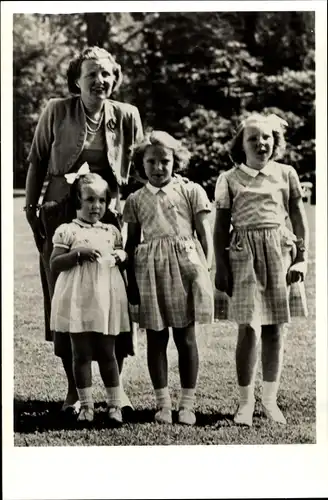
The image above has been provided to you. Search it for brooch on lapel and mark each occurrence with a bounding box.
[106,118,116,132]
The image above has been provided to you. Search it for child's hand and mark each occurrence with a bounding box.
[286,261,307,285]
[215,266,233,297]
[74,247,101,263]
[113,249,127,263]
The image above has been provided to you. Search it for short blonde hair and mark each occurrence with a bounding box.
[73,173,111,209]
[131,130,191,179]
[230,112,287,165]
[67,46,123,95]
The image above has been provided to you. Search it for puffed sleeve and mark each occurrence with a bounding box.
[188,182,212,215]
[52,223,74,250]
[214,172,231,209]
[288,166,303,199]
[27,99,56,169]
[122,193,138,224]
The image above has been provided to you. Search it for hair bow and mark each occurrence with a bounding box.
[64,162,90,184]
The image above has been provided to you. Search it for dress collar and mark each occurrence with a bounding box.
[73,218,103,228]
[146,180,175,195]
[239,161,276,178]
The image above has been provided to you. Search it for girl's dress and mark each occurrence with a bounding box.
[123,181,214,331]
[50,218,130,335]
[214,161,308,325]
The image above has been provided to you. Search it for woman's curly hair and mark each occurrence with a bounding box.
[130,130,191,181]
[229,113,287,165]
[67,46,123,95]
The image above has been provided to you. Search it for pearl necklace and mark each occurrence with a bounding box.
[85,112,104,135]
[82,101,104,135]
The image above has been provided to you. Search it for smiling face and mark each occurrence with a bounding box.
[77,58,116,107]
[77,182,107,224]
[242,122,274,170]
[143,145,174,188]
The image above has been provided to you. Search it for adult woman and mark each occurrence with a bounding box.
[25,46,143,414]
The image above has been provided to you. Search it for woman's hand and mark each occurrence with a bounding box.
[215,263,233,297]
[286,261,307,285]
[73,247,102,263]
[26,211,46,253]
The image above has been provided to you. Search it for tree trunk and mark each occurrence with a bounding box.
[84,13,110,48]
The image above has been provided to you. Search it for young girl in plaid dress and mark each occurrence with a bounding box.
[214,113,309,426]
[123,131,214,425]
[50,172,130,425]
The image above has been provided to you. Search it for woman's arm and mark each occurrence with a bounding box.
[213,208,232,296]
[25,99,56,251]
[50,246,101,274]
[25,163,47,252]
[194,211,213,270]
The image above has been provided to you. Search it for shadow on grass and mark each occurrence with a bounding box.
[14,399,235,434]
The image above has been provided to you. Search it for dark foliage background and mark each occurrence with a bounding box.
[13,12,315,199]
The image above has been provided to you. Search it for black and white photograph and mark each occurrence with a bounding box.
[2,1,328,499]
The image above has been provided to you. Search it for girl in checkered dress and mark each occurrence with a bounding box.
[214,113,309,427]
[123,131,214,426]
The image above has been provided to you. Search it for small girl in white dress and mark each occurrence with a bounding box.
[50,172,130,424]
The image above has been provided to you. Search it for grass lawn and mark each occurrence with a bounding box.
[13,196,316,446]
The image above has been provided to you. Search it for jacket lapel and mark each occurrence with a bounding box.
[104,100,118,174]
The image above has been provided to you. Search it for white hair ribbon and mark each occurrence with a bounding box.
[64,162,90,184]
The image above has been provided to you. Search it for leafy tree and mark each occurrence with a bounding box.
[13,11,315,198]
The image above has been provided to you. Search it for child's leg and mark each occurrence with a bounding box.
[146,328,172,423]
[70,333,94,422]
[261,324,286,424]
[116,342,133,410]
[172,323,198,426]
[94,334,122,424]
[234,323,261,426]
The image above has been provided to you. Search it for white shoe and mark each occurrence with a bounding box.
[155,407,172,424]
[234,401,255,427]
[108,407,123,424]
[262,401,286,424]
[61,399,81,413]
[77,406,94,422]
[178,408,196,426]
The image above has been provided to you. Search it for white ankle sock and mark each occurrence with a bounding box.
[155,387,171,409]
[262,381,279,405]
[77,387,94,408]
[239,385,255,405]
[179,388,196,410]
[106,386,121,408]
